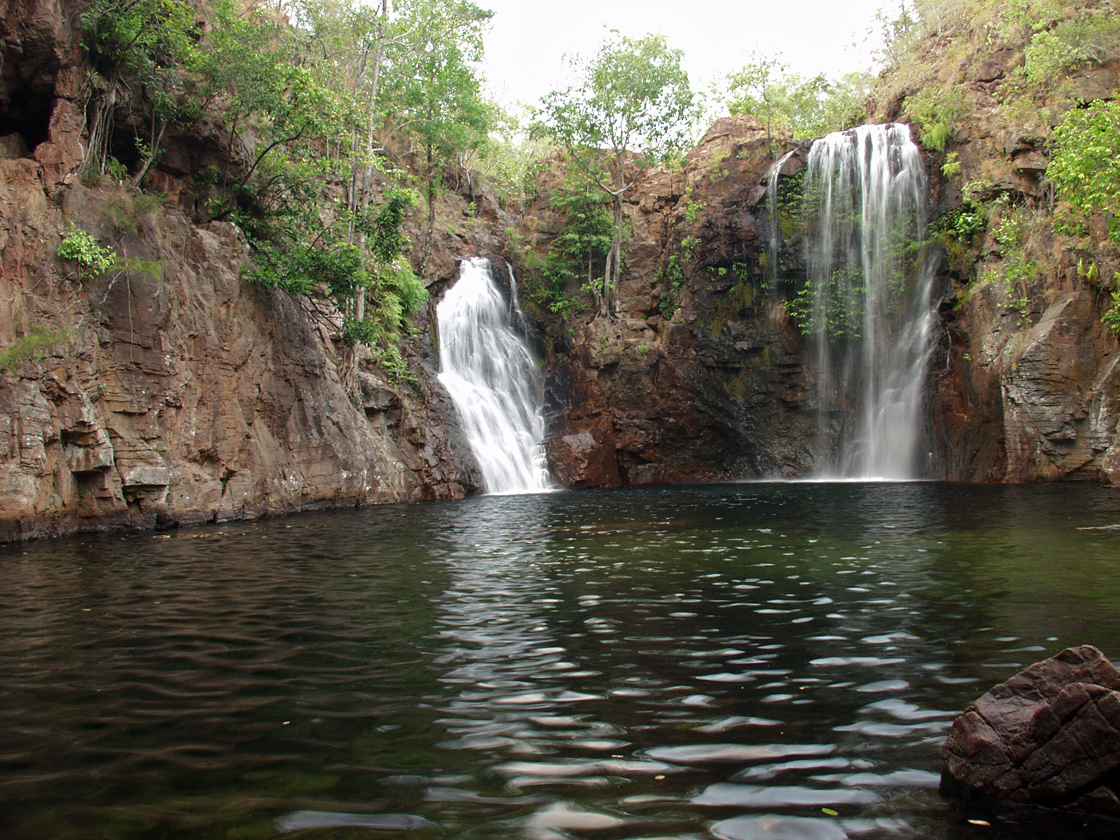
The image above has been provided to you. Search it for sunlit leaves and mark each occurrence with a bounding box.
[541,32,696,172]
[1048,100,1120,242]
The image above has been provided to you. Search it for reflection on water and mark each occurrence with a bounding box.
[1,483,1119,839]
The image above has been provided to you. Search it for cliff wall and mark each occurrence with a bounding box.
[0,0,488,540]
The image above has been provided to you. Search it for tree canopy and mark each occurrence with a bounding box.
[539,31,696,318]
[72,0,500,388]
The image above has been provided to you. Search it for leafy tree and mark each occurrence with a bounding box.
[540,31,696,318]
[726,63,868,142]
[378,0,493,276]
[541,181,613,313]
[1047,100,1120,242]
[244,187,426,386]
[194,1,346,225]
[726,52,788,150]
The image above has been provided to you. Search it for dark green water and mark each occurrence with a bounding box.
[2,482,1119,839]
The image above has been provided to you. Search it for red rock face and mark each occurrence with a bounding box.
[537,118,821,487]
[0,174,484,540]
[942,645,1120,811]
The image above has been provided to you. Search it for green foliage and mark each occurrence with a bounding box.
[539,31,696,314]
[682,195,703,225]
[464,106,553,207]
[773,170,808,244]
[941,151,961,178]
[244,188,424,375]
[540,32,696,166]
[786,269,865,340]
[106,191,165,234]
[359,187,417,264]
[985,203,1039,322]
[58,225,116,280]
[929,199,987,277]
[941,203,986,244]
[382,0,492,154]
[658,255,687,318]
[1019,7,1120,101]
[726,59,869,140]
[1103,281,1120,335]
[1048,100,1120,242]
[904,85,968,152]
[79,0,204,179]
[530,182,612,317]
[0,326,71,372]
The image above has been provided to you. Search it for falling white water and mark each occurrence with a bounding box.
[437,258,552,494]
[766,149,797,284]
[803,123,937,480]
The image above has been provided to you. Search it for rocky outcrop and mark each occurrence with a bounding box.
[536,117,819,486]
[0,168,481,541]
[941,645,1120,812]
[912,27,1120,485]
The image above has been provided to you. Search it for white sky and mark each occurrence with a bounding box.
[479,0,891,113]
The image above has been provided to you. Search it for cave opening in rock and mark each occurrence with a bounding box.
[0,80,53,156]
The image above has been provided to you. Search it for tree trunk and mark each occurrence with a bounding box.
[341,1,388,400]
[418,144,436,281]
[603,192,624,319]
[82,80,118,178]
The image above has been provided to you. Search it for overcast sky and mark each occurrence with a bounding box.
[479,0,891,113]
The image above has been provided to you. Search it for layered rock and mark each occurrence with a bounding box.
[0,168,483,541]
[941,645,1120,812]
[537,117,818,487]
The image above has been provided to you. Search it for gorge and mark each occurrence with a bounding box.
[0,0,1118,542]
[3,0,1120,836]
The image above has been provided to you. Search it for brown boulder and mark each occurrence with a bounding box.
[941,645,1120,811]
[547,415,620,489]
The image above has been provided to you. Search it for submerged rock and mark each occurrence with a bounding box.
[941,645,1120,812]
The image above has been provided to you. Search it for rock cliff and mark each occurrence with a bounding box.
[0,0,489,540]
[530,118,819,486]
[522,9,1120,489]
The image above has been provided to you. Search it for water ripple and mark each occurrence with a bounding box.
[2,483,1119,839]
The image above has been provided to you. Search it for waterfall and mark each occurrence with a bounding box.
[766,149,797,284]
[437,258,552,494]
[801,123,937,479]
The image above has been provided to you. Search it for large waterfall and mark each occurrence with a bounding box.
[801,123,937,479]
[437,258,552,494]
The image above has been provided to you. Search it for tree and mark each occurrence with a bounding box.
[726,51,788,151]
[542,180,613,314]
[244,187,427,386]
[78,0,203,181]
[727,65,868,142]
[540,31,696,319]
[378,0,493,276]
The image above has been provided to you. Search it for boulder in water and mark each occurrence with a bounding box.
[941,645,1120,812]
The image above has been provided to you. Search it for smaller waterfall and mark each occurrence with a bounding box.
[437,258,552,494]
[766,149,797,284]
